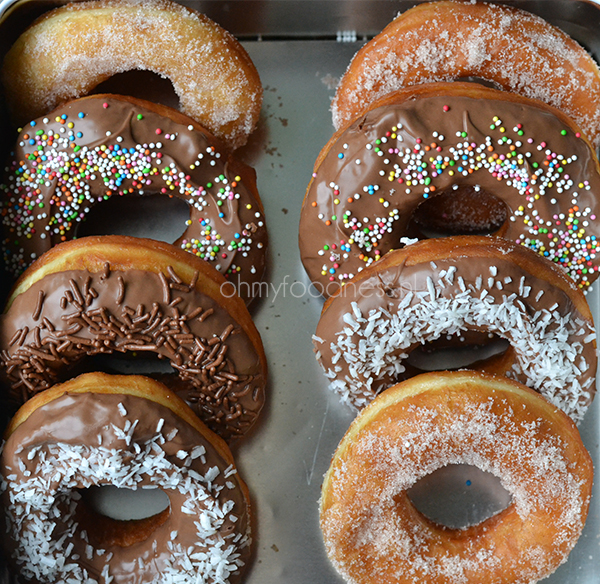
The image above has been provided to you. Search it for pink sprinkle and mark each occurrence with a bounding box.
[156,128,162,135]
[103,103,108,109]
[443,105,450,112]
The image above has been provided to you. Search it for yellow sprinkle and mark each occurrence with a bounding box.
[246,204,252,209]
[379,198,385,203]
[334,199,340,205]
[67,122,74,129]
[235,175,241,181]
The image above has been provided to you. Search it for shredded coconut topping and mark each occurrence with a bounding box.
[0,410,250,583]
[315,259,595,423]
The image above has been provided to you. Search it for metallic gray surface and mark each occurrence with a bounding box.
[0,1,597,583]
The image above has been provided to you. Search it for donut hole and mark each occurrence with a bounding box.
[407,185,509,238]
[75,486,171,548]
[75,192,190,243]
[404,332,510,373]
[91,70,180,110]
[67,351,176,378]
[406,464,512,529]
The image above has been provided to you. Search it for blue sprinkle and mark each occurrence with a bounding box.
[78,112,85,118]
[219,212,224,218]
[30,121,36,127]
[466,480,472,486]
[28,139,35,145]
[234,233,240,239]
[338,153,344,159]
[61,114,67,120]
[76,132,83,138]
[329,268,335,274]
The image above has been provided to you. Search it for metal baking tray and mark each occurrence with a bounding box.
[0,1,598,583]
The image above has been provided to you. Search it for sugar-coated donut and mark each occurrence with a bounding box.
[0,235,267,440]
[0,94,268,300]
[313,236,596,423]
[320,371,594,584]
[301,82,600,293]
[2,0,262,149]
[331,0,600,149]
[0,372,252,584]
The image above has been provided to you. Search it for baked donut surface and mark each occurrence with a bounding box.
[2,0,262,149]
[0,372,252,584]
[0,94,268,300]
[313,236,596,423]
[0,235,267,440]
[331,0,600,149]
[301,82,600,294]
[320,371,593,584]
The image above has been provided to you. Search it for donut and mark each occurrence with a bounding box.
[331,0,600,149]
[0,371,252,584]
[2,0,262,149]
[0,235,267,441]
[313,235,596,423]
[320,370,594,584]
[300,82,600,293]
[0,94,268,299]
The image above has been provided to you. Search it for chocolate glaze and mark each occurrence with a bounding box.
[300,92,600,295]
[0,265,266,440]
[314,241,596,423]
[0,95,267,301]
[0,391,251,584]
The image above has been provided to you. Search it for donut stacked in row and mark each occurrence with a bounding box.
[1,0,268,299]
[0,1,269,583]
[301,2,600,583]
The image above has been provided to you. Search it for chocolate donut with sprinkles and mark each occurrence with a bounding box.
[1,94,267,303]
[0,372,252,584]
[300,82,600,296]
[313,236,596,424]
[0,235,267,441]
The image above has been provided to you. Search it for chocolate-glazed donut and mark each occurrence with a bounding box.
[1,94,267,303]
[313,236,596,424]
[0,235,267,441]
[300,83,600,295]
[0,372,252,584]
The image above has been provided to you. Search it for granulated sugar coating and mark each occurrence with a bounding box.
[319,371,593,584]
[332,1,600,149]
[2,0,262,149]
